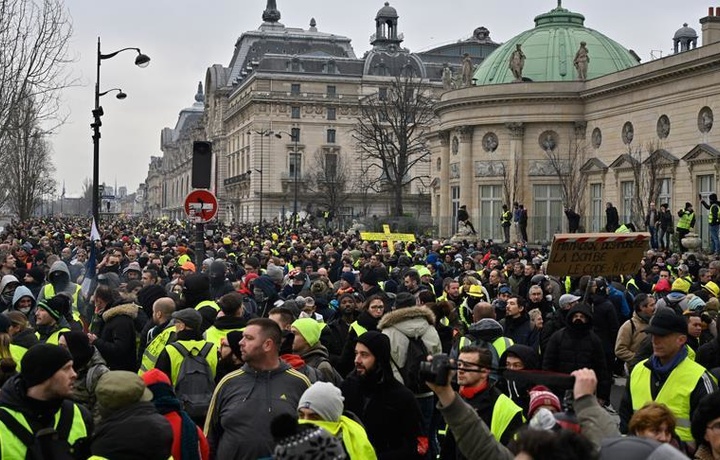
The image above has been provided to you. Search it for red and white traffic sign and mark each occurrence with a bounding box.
[184,189,218,223]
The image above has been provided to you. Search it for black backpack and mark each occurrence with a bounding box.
[172,342,216,420]
[395,336,430,394]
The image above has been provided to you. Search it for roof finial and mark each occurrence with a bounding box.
[262,0,281,23]
[557,0,562,8]
[195,81,204,103]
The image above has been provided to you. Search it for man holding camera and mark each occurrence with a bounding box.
[442,345,523,458]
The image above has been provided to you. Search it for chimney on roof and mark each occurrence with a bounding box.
[701,6,720,45]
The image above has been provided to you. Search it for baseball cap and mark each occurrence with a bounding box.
[559,294,581,309]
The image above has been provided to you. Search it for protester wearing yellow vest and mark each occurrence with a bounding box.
[155,309,217,385]
[298,381,377,459]
[501,205,513,244]
[443,345,523,453]
[183,273,221,333]
[34,299,71,345]
[676,202,696,253]
[38,261,84,322]
[0,344,92,459]
[138,297,177,376]
[204,292,247,351]
[621,308,717,442]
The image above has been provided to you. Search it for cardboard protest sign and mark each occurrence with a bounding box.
[546,232,650,277]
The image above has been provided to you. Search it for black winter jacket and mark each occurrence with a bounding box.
[93,303,139,371]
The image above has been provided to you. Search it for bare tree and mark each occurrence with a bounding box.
[1,96,56,220]
[628,142,664,227]
[353,73,435,216]
[500,160,520,208]
[80,177,93,212]
[543,136,589,215]
[306,148,353,220]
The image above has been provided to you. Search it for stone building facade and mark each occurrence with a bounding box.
[432,4,720,248]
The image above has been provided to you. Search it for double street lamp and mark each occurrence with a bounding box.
[249,129,274,228]
[274,130,300,232]
[92,37,150,226]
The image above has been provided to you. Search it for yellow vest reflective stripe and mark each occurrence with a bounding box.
[195,300,220,312]
[8,344,26,372]
[204,325,246,350]
[630,357,710,441]
[36,327,71,345]
[349,321,367,337]
[0,403,88,459]
[677,212,694,230]
[489,393,524,441]
[164,340,218,385]
[139,325,175,376]
[501,211,512,224]
[492,336,513,357]
[44,284,82,322]
[300,416,378,460]
[615,224,630,233]
[440,317,450,327]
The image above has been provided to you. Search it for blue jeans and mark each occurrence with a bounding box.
[649,226,658,249]
[710,224,720,254]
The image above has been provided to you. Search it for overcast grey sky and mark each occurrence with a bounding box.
[53,0,709,196]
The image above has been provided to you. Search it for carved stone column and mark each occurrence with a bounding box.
[438,131,451,236]
[458,126,475,219]
[505,122,525,204]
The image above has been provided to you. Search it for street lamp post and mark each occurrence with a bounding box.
[250,129,273,228]
[92,37,150,227]
[275,131,300,232]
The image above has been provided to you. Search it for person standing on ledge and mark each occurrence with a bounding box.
[458,205,477,235]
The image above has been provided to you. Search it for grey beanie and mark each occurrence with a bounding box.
[297,381,344,422]
[600,437,687,460]
[266,264,284,285]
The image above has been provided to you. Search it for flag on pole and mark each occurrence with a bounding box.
[82,218,101,297]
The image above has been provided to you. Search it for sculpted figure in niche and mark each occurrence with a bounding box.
[574,41,590,80]
[461,54,473,87]
[509,44,525,81]
[442,65,453,90]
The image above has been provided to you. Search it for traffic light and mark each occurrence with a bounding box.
[192,141,212,189]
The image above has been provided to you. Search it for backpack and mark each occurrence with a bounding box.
[171,342,216,419]
[395,336,430,394]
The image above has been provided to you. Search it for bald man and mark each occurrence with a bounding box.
[473,302,495,322]
[138,297,177,375]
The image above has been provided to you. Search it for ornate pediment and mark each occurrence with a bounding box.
[645,149,679,166]
[682,144,720,163]
[608,153,639,169]
[579,157,608,173]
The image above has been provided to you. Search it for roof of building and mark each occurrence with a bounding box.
[674,23,698,39]
[473,4,640,84]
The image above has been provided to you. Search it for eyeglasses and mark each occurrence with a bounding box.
[457,360,482,370]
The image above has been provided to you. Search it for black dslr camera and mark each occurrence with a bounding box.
[418,353,457,386]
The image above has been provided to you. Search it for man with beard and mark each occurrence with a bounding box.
[540,293,580,352]
[615,294,656,373]
[0,344,92,458]
[501,296,536,350]
[8,286,37,326]
[438,278,461,305]
[338,294,385,376]
[326,292,361,368]
[341,331,422,459]
[542,303,611,405]
[204,318,310,460]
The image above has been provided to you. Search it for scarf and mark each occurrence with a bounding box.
[150,385,200,460]
[300,417,378,460]
[649,345,688,381]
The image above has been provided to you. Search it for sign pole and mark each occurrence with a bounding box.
[194,222,205,268]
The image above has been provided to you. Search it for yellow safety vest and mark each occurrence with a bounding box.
[501,211,512,224]
[164,339,218,385]
[8,344,26,372]
[43,284,82,322]
[36,327,71,345]
[615,224,630,234]
[677,211,694,230]
[204,324,246,350]
[349,321,367,337]
[710,203,720,225]
[300,417,378,460]
[0,403,88,459]
[195,300,220,312]
[489,393,524,441]
[630,357,711,441]
[458,336,513,358]
[138,325,175,376]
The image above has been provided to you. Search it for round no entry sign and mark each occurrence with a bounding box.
[184,189,218,223]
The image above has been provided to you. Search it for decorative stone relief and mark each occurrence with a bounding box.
[449,162,460,179]
[505,122,525,139]
[622,121,634,145]
[574,121,587,139]
[451,136,459,155]
[591,127,602,148]
[482,132,499,152]
[475,160,505,177]
[539,130,558,151]
[698,106,714,133]
[657,115,670,139]
[436,157,442,171]
[529,160,568,176]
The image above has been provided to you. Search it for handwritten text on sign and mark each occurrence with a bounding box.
[546,233,650,277]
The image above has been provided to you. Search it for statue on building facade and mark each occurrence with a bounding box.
[442,65,454,90]
[509,44,525,81]
[461,54,473,87]
[574,41,590,80]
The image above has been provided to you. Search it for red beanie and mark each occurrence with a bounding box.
[141,368,172,387]
[528,385,562,418]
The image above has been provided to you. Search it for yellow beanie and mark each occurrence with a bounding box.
[292,318,324,347]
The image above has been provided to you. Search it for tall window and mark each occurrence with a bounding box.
[326,129,336,143]
[657,178,672,211]
[479,185,503,240]
[621,181,634,222]
[291,128,301,143]
[451,186,460,234]
[326,85,336,97]
[325,153,338,180]
[289,153,302,178]
[533,184,563,241]
[590,183,603,232]
[378,87,387,101]
[291,106,300,119]
[698,174,716,248]
[327,108,336,120]
[290,83,300,95]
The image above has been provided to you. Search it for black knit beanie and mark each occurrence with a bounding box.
[21,344,73,387]
[226,330,243,360]
[61,331,94,370]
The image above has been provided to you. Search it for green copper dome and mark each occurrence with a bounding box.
[473,4,639,84]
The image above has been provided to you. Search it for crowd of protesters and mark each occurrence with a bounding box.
[0,215,719,459]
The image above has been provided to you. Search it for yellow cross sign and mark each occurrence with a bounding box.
[360,224,416,253]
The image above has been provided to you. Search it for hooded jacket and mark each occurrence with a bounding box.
[208,261,234,301]
[498,344,540,414]
[204,361,311,460]
[93,302,139,371]
[338,310,380,376]
[9,285,36,326]
[0,275,19,311]
[38,262,79,301]
[453,318,507,358]
[299,343,343,386]
[542,304,611,401]
[378,306,442,389]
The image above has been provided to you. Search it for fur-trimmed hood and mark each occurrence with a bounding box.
[378,306,436,336]
[102,303,139,322]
